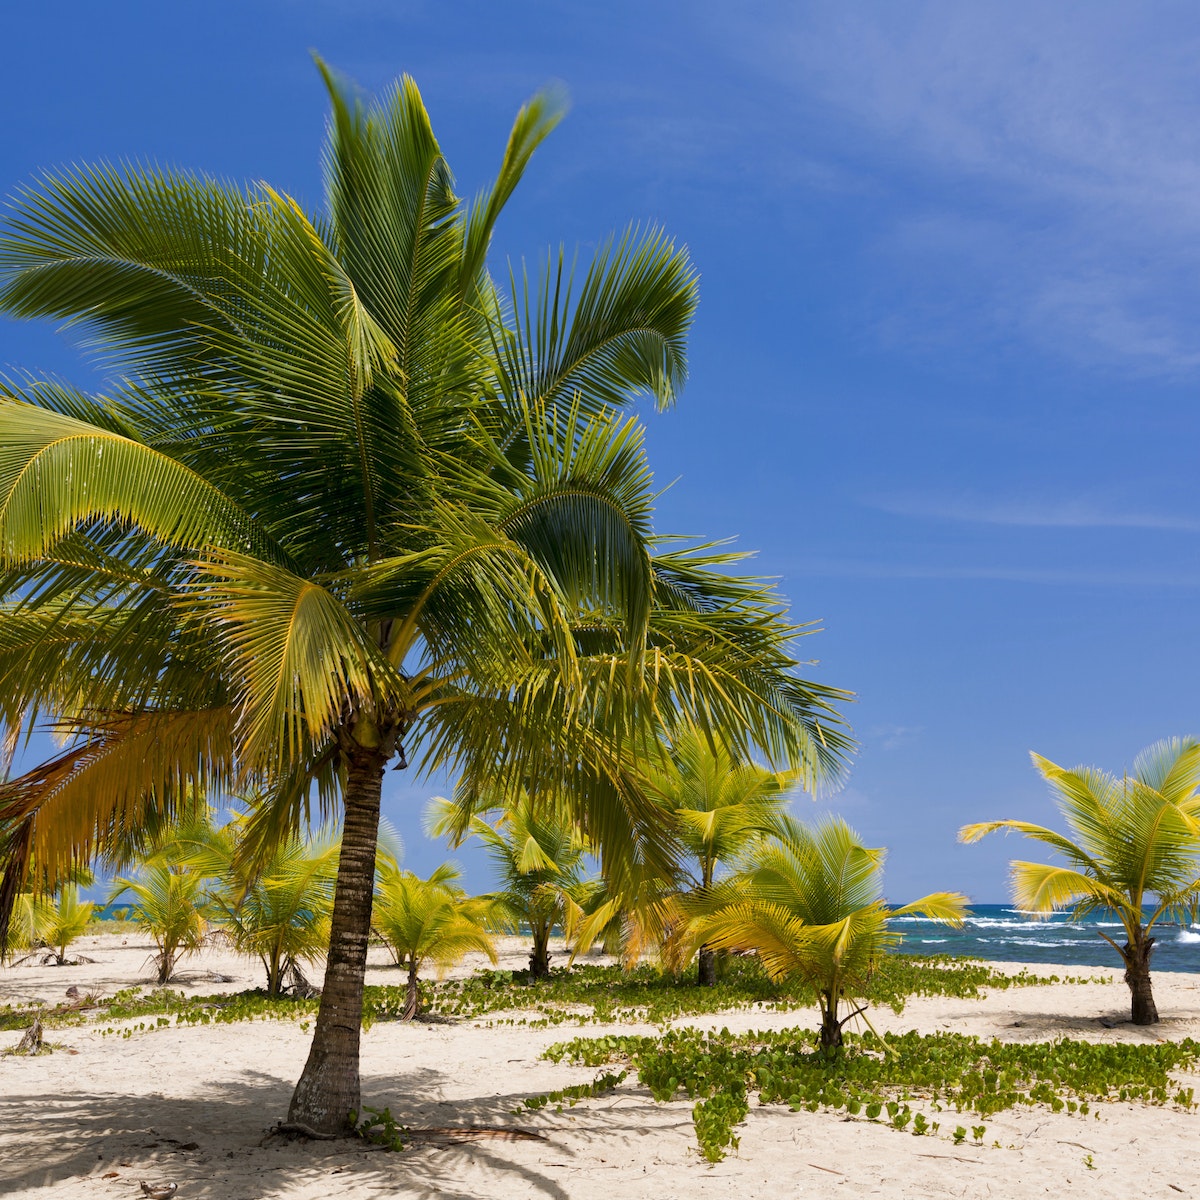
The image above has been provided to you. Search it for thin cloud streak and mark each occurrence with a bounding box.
[710,3,1200,374]
[786,558,1200,588]
[869,494,1200,532]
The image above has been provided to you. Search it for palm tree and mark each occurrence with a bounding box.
[205,825,340,997]
[645,729,796,984]
[33,884,96,966]
[694,816,966,1051]
[960,738,1200,1025]
[109,858,211,984]
[0,61,853,1133]
[430,793,599,978]
[10,882,95,965]
[371,863,497,1018]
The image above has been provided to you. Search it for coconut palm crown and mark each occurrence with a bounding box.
[960,738,1200,1025]
[0,60,853,1132]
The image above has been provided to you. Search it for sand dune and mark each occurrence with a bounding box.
[2,934,1198,1199]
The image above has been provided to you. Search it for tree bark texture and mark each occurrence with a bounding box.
[288,746,386,1133]
[1123,934,1158,1025]
[818,993,843,1053]
[697,946,717,988]
[403,960,420,1020]
[529,927,551,979]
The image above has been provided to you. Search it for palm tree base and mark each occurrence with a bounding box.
[1124,939,1158,1025]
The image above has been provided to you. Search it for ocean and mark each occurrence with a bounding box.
[91,902,1200,973]
[893,904,1200,973]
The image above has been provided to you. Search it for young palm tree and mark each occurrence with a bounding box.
[960,738,1200,1025]
[109,859,210,984]
[34,884,96,966]
[0,61,853,1133]
[694,816,966,1051]
[430,793,599,978]
[645,729,797,985]
[205,826,340,997]
[10,882,95,965]
[371,863,497,1018]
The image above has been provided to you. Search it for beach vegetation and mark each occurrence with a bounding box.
[543,1025,1199,1161]
[22,884,95,966]
[8,883,96,965]
[429,794,602,979]
[0,55,852,1135]
[0,954,1084,1037]
[199,818,339,997]
[371,863,497,1018]
[644,728,797,985]
[109,858,211,985]
[683,816,967,1050]
[960,737,1200,1024]
[351,1104,409,1151]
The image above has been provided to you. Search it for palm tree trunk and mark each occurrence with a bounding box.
[403,960,420,1020]
[1123,933,1158,1025]
[529,924,552,979]
[266,949,281,997]
[157,939,174,985]
[287,745,386,1133]
[697,946,717,987]
[818,991,843,1053]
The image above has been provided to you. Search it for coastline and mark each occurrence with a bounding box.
[2,933,1197,1198]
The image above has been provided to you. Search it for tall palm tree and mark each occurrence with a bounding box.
[430,792,600,978]
[694,816,965,1050]
[960,738,1200,1025]
[0,61,853,1133]
[371,862,497,1018]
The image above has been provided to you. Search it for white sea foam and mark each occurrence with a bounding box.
[963,918,1071,930]
[920,938,947,944]
[1176,929,1200,944]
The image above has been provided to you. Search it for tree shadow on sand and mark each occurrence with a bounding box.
[0,1066,688,1199]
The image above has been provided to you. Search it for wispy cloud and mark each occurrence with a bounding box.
[868,724,924,751]
[868,492,1200,531]
[708,3,1200,373]
[785,558,1200,588]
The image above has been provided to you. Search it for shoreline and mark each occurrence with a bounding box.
[3,933,1198,1198]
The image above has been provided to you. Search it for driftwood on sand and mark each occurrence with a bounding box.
[13,1019,43,1056]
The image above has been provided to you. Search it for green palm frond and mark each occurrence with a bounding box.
[186,548,408,766]
[0,391,272,564]
[457,83,568,305]
[1132,738,1200,804]
[495,226,698,419]
[689,816,965,1043]
[372,862,497,973]
[1009,861,1129,918]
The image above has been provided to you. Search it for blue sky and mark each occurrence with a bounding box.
[4,2,1200,901]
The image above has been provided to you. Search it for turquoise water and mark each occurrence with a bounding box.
[893,904,1200,973]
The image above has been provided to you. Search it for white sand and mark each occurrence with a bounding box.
[2,934,1198,1199]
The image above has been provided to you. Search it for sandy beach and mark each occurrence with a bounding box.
[2,933,1198,1199]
